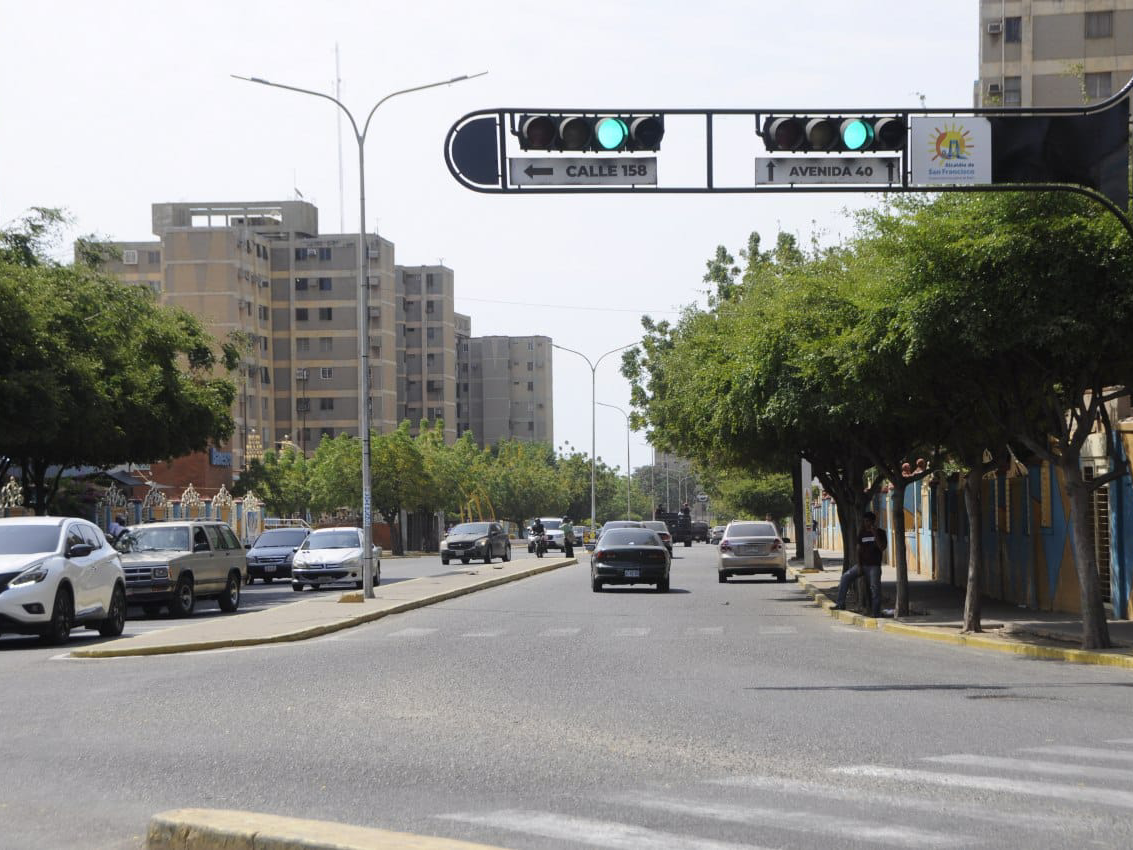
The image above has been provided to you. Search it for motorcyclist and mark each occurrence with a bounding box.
[531,517,546,554]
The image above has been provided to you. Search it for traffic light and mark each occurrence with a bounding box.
[761,115,906,153]
[516,113,664,152]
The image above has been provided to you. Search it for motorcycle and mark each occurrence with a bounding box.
[533,532,547,558]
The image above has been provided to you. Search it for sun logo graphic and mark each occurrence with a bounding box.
[930,123,975,161]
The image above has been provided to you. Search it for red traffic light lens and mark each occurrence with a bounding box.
[521,115,556,149]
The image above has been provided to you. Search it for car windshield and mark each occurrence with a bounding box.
[252,529,308,548]
[728,522,777,538]
[449,522,490,535]
[0,524,62,555]
[643,521,668,533]
[305,530,361,549]
[118,526,191,552]
[601,529,661,547]
[541,519,562,530]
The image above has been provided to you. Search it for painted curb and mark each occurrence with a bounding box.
[787,567,1133,670]
[147,808,511,850]
[72,559,576,659]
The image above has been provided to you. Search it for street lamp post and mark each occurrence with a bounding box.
[552,342,637,530]
[597,402,631,519]
[233,70,486,598]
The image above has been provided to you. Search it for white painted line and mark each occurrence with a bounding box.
[439,810,768,850]
[618,794,967,848]
[758,626,798,635]
[540,628,581,637]
[1107,739,1133,745]
[833,765,1133,809]
[926,753,1133,782]
[614,627,650,637]
[385,627,439,638]
[706,776,1077,829]
[685,627,724,636]
[461,630,506,638]
[1022,745,1133,763]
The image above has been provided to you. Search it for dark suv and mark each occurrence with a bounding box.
[691,521,710,543]
[246,527,310,584]
[441,521,512,565]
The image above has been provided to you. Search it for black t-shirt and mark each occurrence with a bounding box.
[858,527,887,567]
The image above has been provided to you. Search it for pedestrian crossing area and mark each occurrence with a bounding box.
[436,738,1133,848]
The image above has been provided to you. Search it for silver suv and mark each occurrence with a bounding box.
[116,520,247,617]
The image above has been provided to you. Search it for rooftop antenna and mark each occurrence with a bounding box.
[336,43,345,232]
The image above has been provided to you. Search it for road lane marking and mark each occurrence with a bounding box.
[614,627,650,637]
[461,630,507,637]
[833,765,1133,809]
[1021,745,1133,763]
[540,628,580,637]
[926,753,1133,782]
[618,794,967,847]
[758,626,797,635]
[439,810,768,850]
[686,627,724,636]
[385,627,439,638]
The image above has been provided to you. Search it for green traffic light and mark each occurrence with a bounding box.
[841,118,874,151]
[595,117,629,150]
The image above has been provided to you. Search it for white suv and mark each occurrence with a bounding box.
[0,516,127,644]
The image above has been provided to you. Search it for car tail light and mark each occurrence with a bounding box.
[593,550,605,562]
[719,540,732,551]
[771,540,782,551]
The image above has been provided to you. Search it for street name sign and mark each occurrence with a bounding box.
[755,156,900,185]
[509,156,657,186]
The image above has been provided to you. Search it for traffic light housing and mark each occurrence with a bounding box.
[517,113,664,152]
[761,115,907,153]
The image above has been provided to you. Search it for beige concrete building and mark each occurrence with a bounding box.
[978,1,1133,106]
[99,200,554,475]
[467,336,554,446]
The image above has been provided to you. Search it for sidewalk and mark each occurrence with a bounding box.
[71,556,575,659]
[789,549,1133,669]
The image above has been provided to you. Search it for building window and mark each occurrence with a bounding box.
[260,335,268,352]
[319,337,333,352]
[527,381,534,391]
[1085,72,1112,100]
[147,250,161,264]
[320,367,333,379]
[426,300,435,314]
[527,361,534,371]
[318,277,332,291]
[294,248,306,261]
[295,308,309,322]
[260,366,270,385]
[527,422,534,432]
[320,427,335,439]
[297,399,311,413]
[1004,76,1022,106]
[299,428,311,444]
[295,277,308,291]
[1086,11,1113,39]
[297,337,310,352]
[318,307,333,321]
[146,280,162,295]
[318,247,332,261]
[1004,16,1021,43]
[527,341,534,350]
[320,398,334,411]
[258,305,268,321]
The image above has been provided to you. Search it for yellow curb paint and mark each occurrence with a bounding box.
[339,592,364,603]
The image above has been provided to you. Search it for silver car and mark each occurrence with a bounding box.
[292,527,381,591]
[717,520,787,583]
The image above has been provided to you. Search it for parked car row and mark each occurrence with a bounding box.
[0,517,381,645]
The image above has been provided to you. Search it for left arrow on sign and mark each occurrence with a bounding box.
[524,164,554,178]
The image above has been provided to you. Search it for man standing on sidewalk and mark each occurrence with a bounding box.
[834,511,887,616]
[561,517,575,558]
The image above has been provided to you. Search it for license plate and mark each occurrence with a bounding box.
[264,564,276,573]
[625,569,640,578]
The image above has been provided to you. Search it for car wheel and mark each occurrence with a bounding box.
[142,604,163,617]
[441,557,450,565]
[292,582,304,592]
[461,557,470,565]
[355,579,364,589]
[245,575,254,585]
[718,572,727,583]
[170,576,195,617]
[484,550,492,564]
[591,576,602,592]
[777,570,787,582]
[684,539,692,547]
[218,572,241,612]
[502,544,511,562]
[656,576,670,593]
[43,586,74,645]
[374,568,380,587]
[263,576,274,584]
[98,584,127,637]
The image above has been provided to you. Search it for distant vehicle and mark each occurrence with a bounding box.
[528,517,565,552]
[691,521,710,543]
[441,521,511,565]
[655,510,693,547]
[591,527,671,593]
[709,525,726,545]
[718,520,787,583]
[642,520,673,552]
[596,520,644,545]
[245,527,310,584]
[117,520,246,617]
[0,516,127,644]
[292,527,380,591]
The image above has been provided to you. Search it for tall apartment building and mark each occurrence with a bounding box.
[99,200,554,486]
[467,336,554,446]
[978,1,1133,107]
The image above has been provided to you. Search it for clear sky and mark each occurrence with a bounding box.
[0,0,978,477]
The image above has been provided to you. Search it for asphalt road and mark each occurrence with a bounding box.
[3,542,1133,849]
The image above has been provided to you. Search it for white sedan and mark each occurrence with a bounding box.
[0,516,127,644]
[291,527,381,591]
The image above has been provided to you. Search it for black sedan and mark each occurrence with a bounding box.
[590,528,671,593]
[441,521,512,565]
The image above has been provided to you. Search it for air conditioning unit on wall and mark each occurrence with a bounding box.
[987,20,1002,35]
[296,368,309,380]
[987,82,1003,96]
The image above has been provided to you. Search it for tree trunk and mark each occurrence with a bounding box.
[892,479,910,617]
[961,472,983,633]
[791,461,805,562]
[1058,454,1113,650]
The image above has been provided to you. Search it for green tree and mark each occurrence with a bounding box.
[371,422,430,554]
[232,446,311,518]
